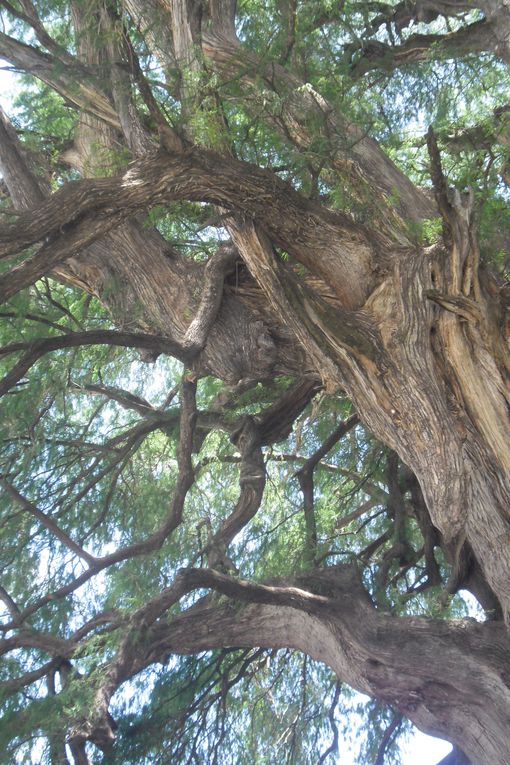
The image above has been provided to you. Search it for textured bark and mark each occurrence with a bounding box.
[349,19,499,77]
[0,31,120,127]
[0,106,49,207]
[1,0,508,601]
[200,20,436,226]
[0,114,305,384]
[0,147,379,307]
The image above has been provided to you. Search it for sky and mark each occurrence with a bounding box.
[0,56,454,765]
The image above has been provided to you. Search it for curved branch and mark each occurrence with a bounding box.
[182,244,238,355]
[122,567,510,765]
[0,329,187,396]
[0,148,377,309]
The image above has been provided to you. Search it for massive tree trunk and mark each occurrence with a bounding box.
[1,1,510,763]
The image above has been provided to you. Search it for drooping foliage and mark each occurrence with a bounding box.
[1,2,510,764]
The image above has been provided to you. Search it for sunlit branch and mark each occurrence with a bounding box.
[0,29,120,128]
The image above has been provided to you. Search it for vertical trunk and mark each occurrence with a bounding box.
[347,247,510,624]
[38,3,306,384]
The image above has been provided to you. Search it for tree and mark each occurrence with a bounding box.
[1,1,510,763]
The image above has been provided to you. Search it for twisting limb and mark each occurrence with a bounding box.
[0,147,377,310]
[183,244,238,356]
[198,377,321,570]
[198,416,265,572]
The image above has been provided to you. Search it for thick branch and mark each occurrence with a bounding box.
[0,31,120,128]
[122,567,510,765]
[0,106,49,208]
[363,1,478,36]
[200,22,435,225]
[204,417,265,568]
[254,377,322,446]
[182,244,238,355]
[349,19,498,77]
[0,148,377,309]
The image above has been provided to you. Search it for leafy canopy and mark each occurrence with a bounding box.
[0,1,507,763]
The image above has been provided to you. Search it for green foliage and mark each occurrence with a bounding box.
[1,0,505,762]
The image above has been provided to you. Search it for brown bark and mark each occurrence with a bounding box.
[0,30,120,128]
[0,114,304,385]
[199,18,436,227]
[348,19,499,77]
[1,0,506,603]
[0,147,378,308]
